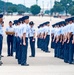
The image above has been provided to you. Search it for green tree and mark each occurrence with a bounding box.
[8,6,17,12]
[7,10,13,13]
[60,0,73,15]
[51,0,74,16]
[0,0,30,14]
[69,6,74,16]
[50,1,64,15]
[45,10,50,14]
[30,5,41,15]
[53,2,64,13]
[0,9,2,13]
[18,10,25,15]
[26,7,30,13]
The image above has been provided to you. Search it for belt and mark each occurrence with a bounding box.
[29,36,33,38]
[26,37,28,39]
[0,34,2,36]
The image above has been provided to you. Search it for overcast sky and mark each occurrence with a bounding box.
[2,0,60,9]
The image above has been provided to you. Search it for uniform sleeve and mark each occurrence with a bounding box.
[71,25,74,34]
[37,29,40,34]
[23,26,26,34]
[44,27,48,33]
[6,27,8,31]
[33,28,35,34]
[57,28,61,36]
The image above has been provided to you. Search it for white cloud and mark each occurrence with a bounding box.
[2,0,57,9]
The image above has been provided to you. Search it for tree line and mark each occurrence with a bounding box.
[50,0,74,16]
[0,0,41,15]
[0,0,74,16]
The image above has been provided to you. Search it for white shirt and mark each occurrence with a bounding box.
[13,25,18,36]
[22,23,30,38]
[44,26,50,35]
[69,23,74,34]
[15,25,22,37]
[54,28,59,37]
[6,26,14,32]
[0,24,3,35]
[29,26,35,37]
[37,28,40,35]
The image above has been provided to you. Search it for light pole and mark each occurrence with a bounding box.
[36,0,38,5]
[49,0,53,51]
[42,1,44,13]
[66,3,69,16]
[3,0,6,15]
[24,0,25,6]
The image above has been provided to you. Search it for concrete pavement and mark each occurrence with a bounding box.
[0,16,74,75]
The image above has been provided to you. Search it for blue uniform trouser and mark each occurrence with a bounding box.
[57,41,61,58]
[54,40,57,57]
[44,35,50,52]
[41,38,45,51]
[7,35,14,56]
[40,38,44,51]
[21,38,28,65]
[68,40,73,64]
[15,37,20,59]
[37,38,39,48]
[51,36,54,48]
[18,38,22,64]
[64,41,69,63]
[13,36,17,52]
[57,41,62,58]
[38,38,41,48]
[0,35,3,56]
[60,44,64,59]
[39,38,42,49]
[30,37,35,57]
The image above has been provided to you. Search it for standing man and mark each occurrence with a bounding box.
[13,20,18,53]
[0,14,4,65]
[43,22,50,52]
[6,21,15,56]
[29,21,36,57]
[21,16,30,66]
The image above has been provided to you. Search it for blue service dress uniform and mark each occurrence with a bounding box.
[29,26,35,57]
[14,24,21,59]
[17,23,24,64]
[0,24,3,56]
[63,24,70,63]
[21,23,29,65]
[6,26,15,56]
[13,23,17,52]
[68,23,74,64]
[44,25,50,52]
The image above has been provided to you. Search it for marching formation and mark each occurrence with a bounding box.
[0,15,36,66]
[0,14,74,66]
[37,22,50,53]
[51,17,74,64]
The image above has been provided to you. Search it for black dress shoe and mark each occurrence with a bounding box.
[21,64,29,66]
[11,55,13,56]
[64,61,68,63]
[7,55,10,57]
[0,61,3,66]
[1,55,4,57]
[18,62,21,64]
[69,61,74,64]
[45,51,50,53]
[29,56,35,57]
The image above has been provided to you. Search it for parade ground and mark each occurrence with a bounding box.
[0,16,74,75]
